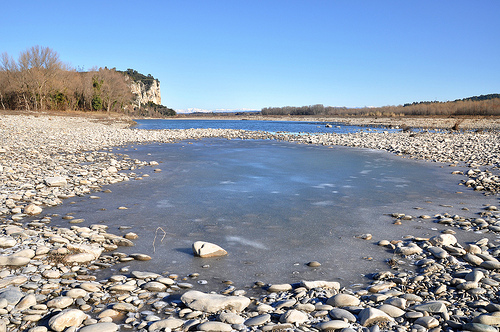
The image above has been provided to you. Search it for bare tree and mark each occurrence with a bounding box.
[94,67,132,113]
[16,46,64,110]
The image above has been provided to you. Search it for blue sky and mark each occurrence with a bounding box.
[2,1,499,112]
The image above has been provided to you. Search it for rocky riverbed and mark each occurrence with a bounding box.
[0,114,499,331]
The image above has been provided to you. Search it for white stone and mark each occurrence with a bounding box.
[192,241,227,258]
[430,234,457,246]
[24,204,43,215]
[300,280,340,290]
[180,290,250,313]
[44,176,67,187]
[48,309,87,332]
[280,309,308,324]
[359,307,394,327]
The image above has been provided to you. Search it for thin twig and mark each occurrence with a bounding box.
[152,227,167,253]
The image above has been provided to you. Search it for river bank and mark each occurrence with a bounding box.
[0,114,499,331]
[176,114,500,132]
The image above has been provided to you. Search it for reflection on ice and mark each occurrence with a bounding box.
[312,183,336,189]
[312,201,335,206]
[156,200,174,208]
[226,236,268,249]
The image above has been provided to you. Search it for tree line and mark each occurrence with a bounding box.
[262,95,500,117]
[0,45,175,117]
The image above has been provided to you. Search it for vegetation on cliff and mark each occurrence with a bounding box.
[120,69,158,91]
[0,45,175,117]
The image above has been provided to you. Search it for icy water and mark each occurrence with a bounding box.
[133,119,400,134]
[49,139,499,292]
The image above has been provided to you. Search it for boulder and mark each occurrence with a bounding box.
[430,234,457,246]
[47,296,74,309]
[148,318,184,331]
[79,322,119,332]
[197,321,232,332]
[280,309,308,324]
[244,314,271,326]
[329,308,357,322]
[0,287,24,305]
[395,243,422,256]
[378,304,406,317]
[0,256,30,267]
[192,241,227,258]
[473,314,500,327]
[15,294,37,310]
[411,301,448,313]
[24,204,42,215]
[326,293,360,307]
[0,237,16,248]
[181,290,250,313]
[359,307,394,327]
[219,312,245,324]
[267,283,292,292]
[63,253,96,264]
[48,309,87,332]
[315,320,350,331]
[44,176,67,187]
[300,280,340,290]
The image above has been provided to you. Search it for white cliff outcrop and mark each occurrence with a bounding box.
[129,79,161,107]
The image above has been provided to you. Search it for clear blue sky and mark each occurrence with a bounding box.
[2,1,499,112]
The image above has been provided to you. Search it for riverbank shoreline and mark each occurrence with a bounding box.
[0,114,499,331]
[174,114,500,131]
[7,108,500,132]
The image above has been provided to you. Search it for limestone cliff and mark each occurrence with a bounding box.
[122,69,162,107]
[129,79,161,107]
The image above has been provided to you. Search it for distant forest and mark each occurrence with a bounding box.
[262,94,500,117]
[0,45,175,117]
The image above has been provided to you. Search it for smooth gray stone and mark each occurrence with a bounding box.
[329,308,357,322]
[0,287,23,305]
[411,301,447,313]
[197,321,232,332]
[244,314,271,326]
[327,293,360,307]
[148,318,184,331]
[314,320,350,331]
[462,322,498,332]
[427,246,449,259]
[78,323,118,332]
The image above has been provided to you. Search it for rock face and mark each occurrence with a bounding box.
[129,79,161,106]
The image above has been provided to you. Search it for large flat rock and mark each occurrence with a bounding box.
[180,290,250,313]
